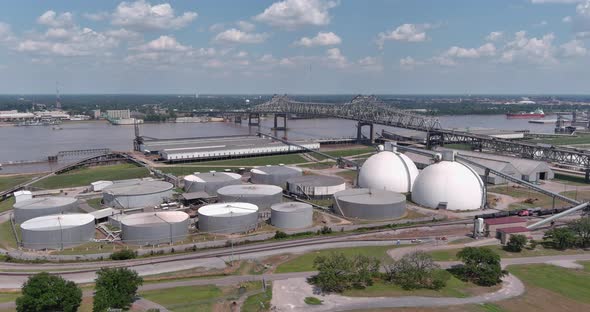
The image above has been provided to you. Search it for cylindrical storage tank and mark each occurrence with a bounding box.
[102,180,174,209]
[270,202,313,229]
[358,150,419,193]
[333,188,406,220]
[120,211,189,245]
[20,213,95,250]
[250,166,303,187]
[183,172,242,195]
[412,156,485,211]
[198,203,259,234]
[13,197,79,224]
[286,175,346,199]
[217,184,283,210]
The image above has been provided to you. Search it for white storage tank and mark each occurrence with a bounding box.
[13,190,32,203]
[270,202,313,229]
[217,184,283,210]
[120,211,189,245]
[102,180,174,209]
[198,202,259,234]
[20,214,95,250]
[13,197,79,224]
[286,175,346,199]
[250,165,303,187]
[412,151,486,211]
[358,144,419,193]
[183,172,242,195]
[333,188,406,220]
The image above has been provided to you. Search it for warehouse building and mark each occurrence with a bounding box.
[120,211,189,245]
[13,197,79,224]
[198,202,259,234]
[102,180,174,209]
[20,214,95,250]
[484,216,528,238]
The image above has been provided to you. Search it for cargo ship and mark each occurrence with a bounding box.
[506,109,545,119]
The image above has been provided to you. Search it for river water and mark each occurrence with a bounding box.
[0,114,558,173]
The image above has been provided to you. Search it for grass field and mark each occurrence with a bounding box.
[182,154,308,166]
[242,285,272,312]
[86,198,102,210]
[318,147,375,159]
[0,221,18,249]
[275,245,398,273]
[0,174,37,192]
[427,245,585,262]
[0,292,19,304]
[560,190,590,202]
[335,170,358,182]
[140,285,223,312]
[488,185,570,209]
[526,135,590,146]
[0,197,14,213]
[31,164,150,189]
[554,173,590,185]
[155,166,246,176]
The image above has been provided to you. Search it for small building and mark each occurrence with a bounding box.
[497,226,531,244]
[89,208,121,224]
[484,217,527,238]
[13,190,32,203]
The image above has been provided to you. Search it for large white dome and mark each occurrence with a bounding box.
[358,151,419,193]
[412,160,485,211]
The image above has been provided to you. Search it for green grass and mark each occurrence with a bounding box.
[298,162,335,169]
[275,245,398,273]
[427,245,586,262]
[0,220,18,249]
[489,185,569,209]
[508,264,590,304]
[323,147,375,158]
[476,303,507,312]
[554,173,590,185]
[560,190,590,202]
[0,197,14,213]
[0,174,37,192]
[526,135,590,146]
[86,198,102,210]
[141,285,223,312]
[335,170,358,182]
[304,296,323,305]
[156,166,244,176]
[582,261,590,273]
[0,292,20,303]
[184,154,308,166]
[444,143,473,151]
[242,285,272,312]
[31,164,150,189]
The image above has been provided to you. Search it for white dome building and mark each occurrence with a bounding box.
[358,144,419,193]
[412,151,485,211]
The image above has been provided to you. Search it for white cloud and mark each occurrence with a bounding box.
[214,28,268,44]
[534,20,549,27]
[209,23,225,32]
[0,22,14,42]
[254,0,339,29]
[16,27,119,57]
[486,31,503,41]
[325,48,348,68]
[111,0,197,30]
[357,56,382,71]
[235,51,248,58]
[444,43,496,59]
[37,11,74,28]
[83,12,110,22]
[134,35,189,52]
[105,28,141,40]
[377,24,431,49]
[530,0,584,3]
[563,16,573,22]
[236,21,255,32]
[577,1,590,17]
[500,31,557,64]
[293,31,341,47]
[561,39,587,56]
[399,56,425,68]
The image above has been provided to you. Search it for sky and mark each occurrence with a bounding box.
[0,0,590,94]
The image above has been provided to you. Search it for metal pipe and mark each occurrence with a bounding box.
[526,202,589,230]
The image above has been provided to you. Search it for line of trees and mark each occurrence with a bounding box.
[543,217,590,250]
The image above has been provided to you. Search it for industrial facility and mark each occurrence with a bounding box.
[286,175,346,199]
[20,214,95,250]
[197,202,259,234]
[333,188,406,220]
[250,165,303,187]
[217,184,283,209]
[102,180,174,209]
[270,202,313,229]
[120,211,190,245]
[183,172,242,195]
[13,197,79,224]
[412,151,486,211]
[358,143,419,193]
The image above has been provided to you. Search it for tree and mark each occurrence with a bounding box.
[544,227,576,250]
[505,234,527,252]
[456,247,504,286]
[308,252,380,293]
[93,267,143,312]
[384,251,448,290]
[568,217,590,248]
[110,249,137,260]
[16,272,82,312]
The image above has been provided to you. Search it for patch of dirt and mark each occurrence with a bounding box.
[264,254,296,274]
[494,285,590,312]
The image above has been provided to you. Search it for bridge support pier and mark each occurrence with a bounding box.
[274,113,287,130]
[586,168,590,183]
[425,131,444,150]
[248,113,260,126]
[234,115,242,124]
[356,121,374,144]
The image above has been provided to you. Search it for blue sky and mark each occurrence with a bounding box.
[0,0,589,94]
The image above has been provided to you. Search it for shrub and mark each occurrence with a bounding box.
[110,249,137,260]
[304,297,323,305]
[384,251,446,290]
[455,247,504,286]
[544,227,576,250]
[505,234,527,252]
[274,231,288,239]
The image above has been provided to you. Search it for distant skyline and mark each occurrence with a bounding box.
[1,0,590,94]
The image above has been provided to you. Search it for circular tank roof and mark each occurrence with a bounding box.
[358,151,419,193]
[13,197,77,210]
[217,184,283,196]
[20,213,94,231]
[286,175,345,187]
[271,202,313,213]
[120,211,189,226]
[334,188,406,205]
[412,160,484,211]
[251,166,302,175]
[184,172,241,182]
[199,202,259,217]
[103,180,173,196]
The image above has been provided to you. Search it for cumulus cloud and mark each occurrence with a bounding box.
[377,24,431,49]
[254,0,339,29]
[563,16,573,22]
[214,28,268,44]
[500,31,557,63]
[530,0,584,3]
[293,31,341,47]
[236,21,256,32]
[561,39,587,56]
[111,0,197,30]
[83,11,110,22]
[486,31,503,41]
[399,56,423,68]
[133,35,189,51]
[325,48,348,68]
[37,10,74,28]
[0,22,14,42]
[16,27,119,57]
[444,43,496,59]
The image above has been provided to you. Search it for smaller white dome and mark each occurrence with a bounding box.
[358,151,419,193]
[412,160,485,211]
